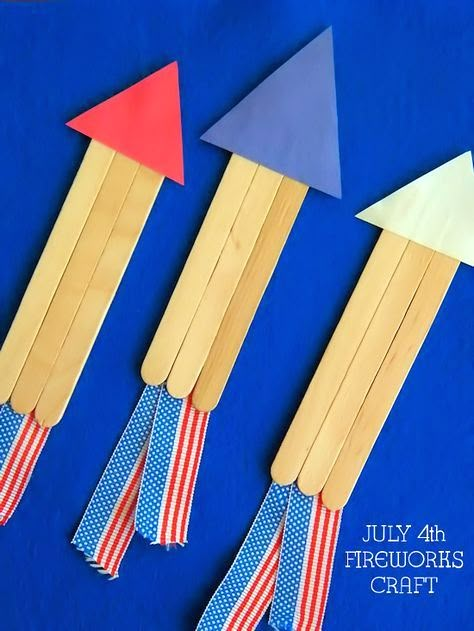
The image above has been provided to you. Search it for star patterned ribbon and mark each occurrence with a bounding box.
[198,483,342,630]
[73,384,210,577]
[0,403,49,525]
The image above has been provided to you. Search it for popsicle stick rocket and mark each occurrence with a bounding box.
[0,141,114,405]
[11,153,141,416]
[270,229,409,485]
[73,28,341,578]
[143,27,340,405]
[296,239,434,493]
[271,151,474,507]
[322,252,459,510]
[141,154,258,386]
[35,166,164,427]
[166,165,284,398]
[200,153,473,631]
[0,62,183,524]
[193,177,309,411]
[319,153,473,509]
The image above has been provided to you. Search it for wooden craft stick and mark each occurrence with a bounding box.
[141,154,257,386]
[297,240,434,495]
[166,165,283,399]
[0,140,114,404]
[10,153,139,415]
[271,230,409,485]
[35,166,163,427]
[322,252,458,509]
[192,177,308,411]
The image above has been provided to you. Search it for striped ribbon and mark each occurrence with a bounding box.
[270,486,342,630]
[197,483,290,631]
[136,389,209,545]
[198,483,342,631]
[73,384,210,577]
[0,403,49,525]
[72,385,160,576]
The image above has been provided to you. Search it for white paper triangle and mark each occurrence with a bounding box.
[357,152,474,266]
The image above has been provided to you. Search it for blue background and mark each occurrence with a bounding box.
[0,1,472,629]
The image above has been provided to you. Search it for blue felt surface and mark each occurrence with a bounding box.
[0,1,472,629]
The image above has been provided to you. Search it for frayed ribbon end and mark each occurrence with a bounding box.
[72,540,119,580]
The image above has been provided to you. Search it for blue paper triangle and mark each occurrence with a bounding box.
[202,28,341,198]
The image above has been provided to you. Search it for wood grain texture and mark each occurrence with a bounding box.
[0,140,114,403]
[166,165,283,399]
[297,240,434,495]
[271,230,409,485]
[322,252,458,509]
[192,176,308,411]
[141,154,257,386]
[10,152,139,415]
[35,166,163,427]
[35,166,163,426]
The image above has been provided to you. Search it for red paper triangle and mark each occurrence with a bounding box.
[67,61,184,184]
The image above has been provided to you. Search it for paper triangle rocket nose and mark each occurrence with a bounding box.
[67,62,184,184]
[357,152,474,266]
[201,28,341,198]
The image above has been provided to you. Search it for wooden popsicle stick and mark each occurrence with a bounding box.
[297,240,435,495]
[166,165,283,399]
[35,166,163,427]
[141,155,258,386]
[271,230,409,486]
[10,153,139,415]
[192,176,308,412]
[322,252,458,509]
[0,140,115,404]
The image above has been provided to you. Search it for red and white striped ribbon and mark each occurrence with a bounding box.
[0,406,49,525]
[198,483,342,630]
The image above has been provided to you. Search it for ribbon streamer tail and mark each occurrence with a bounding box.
[0,403,49,525]
[198,483,342,630]
[136,388,210,546]
[72,385,161,577]
[270,487,342,630]
[197,483,290,631]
